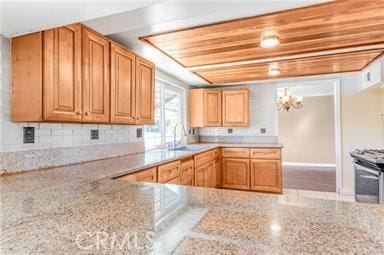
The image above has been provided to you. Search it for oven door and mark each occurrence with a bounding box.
[354,160,382,204]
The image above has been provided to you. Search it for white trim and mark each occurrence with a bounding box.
[339,188,354,196]
[333,79,343,194]
[283,162,336,168]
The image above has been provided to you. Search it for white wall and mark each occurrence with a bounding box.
[339,73,384,193]
[278,95,335,164]
[199,83,277,137]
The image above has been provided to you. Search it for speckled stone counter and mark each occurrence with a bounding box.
[1,143,383,254]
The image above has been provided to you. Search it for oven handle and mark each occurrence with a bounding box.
[354,162,380,176]
[360,175,379,180]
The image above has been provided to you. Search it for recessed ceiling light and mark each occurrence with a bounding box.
[268,67,281,76]
[260,35,280,48]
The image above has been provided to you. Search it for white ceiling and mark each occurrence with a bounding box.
[1,0,330,86]
[0,0,164,37]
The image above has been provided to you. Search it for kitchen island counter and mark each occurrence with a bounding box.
[1,143,383,254]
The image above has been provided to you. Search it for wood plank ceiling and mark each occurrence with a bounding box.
[141,0,384,84]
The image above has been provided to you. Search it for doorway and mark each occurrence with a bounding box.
[277,79,341,193]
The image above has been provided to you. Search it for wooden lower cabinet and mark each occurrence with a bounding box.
[158,161,180,183]
[180,176,194,186]
[221,158,250,190]
[195,164,208,187]
[115,167,157,183]
[250,159,282,193]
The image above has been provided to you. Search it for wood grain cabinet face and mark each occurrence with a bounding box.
[221,158,250,190]
[110,43,136,124]
[250,159,282,193]
[222,89,249,126]
[135,56,155,125]
[82,28,110,123]
[115,167,157,183]
[158,161,180,183]
[204,90,222,126]
[195,165,207,187]
[43,24,82,121]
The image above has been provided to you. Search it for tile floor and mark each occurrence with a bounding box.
[282,189,355,202]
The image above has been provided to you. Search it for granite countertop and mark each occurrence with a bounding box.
[1,143,384,254]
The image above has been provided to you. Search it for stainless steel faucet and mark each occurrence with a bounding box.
[172,123,187,149]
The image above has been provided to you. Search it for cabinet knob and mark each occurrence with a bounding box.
[85,112,89,116]
[76,111,82,115]
[136,117,140,120]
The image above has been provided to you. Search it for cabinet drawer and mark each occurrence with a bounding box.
[181,159,194,180]
[115,167,157,183]
[221,148,250,158]
[158,161,180,183]
[165,177,180,184]
[194,150,214,168]
[250,148,281,159]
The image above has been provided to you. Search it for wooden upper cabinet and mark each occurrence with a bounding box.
[222,89,249,126]
[221,158,250,190]
[110,43,136,124]
[12,32,44,121]
[250,159,282,193]
[189,89,221,127]
[11,23,155,125]
[204,90,222,126]
[43,24,82,122]
[135,56,155,125]
[82,28,110,123]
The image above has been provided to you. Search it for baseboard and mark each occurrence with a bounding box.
[283,162,336,168]
[339,188,354,196]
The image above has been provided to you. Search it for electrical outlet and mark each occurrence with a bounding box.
[260,128,267,134]
[23,127,35,143]
[228,128,233,134]
[137,128,143,138]
[90,130,99,140]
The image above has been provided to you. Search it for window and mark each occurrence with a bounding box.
[144,79,185,149]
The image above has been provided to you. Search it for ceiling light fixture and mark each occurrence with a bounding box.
[268,67,281,76]
[260,35,280,48]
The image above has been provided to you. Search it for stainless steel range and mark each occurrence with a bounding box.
[350,149,384,204]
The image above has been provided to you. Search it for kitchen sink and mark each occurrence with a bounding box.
[168,145,208,152]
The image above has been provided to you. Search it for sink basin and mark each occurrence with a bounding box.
[168,145,207,152]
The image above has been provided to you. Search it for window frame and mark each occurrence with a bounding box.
[144,78,186,149]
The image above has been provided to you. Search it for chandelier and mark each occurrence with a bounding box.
[277,87,303,111]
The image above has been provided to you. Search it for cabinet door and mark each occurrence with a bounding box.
[158,161,180,183]
[195,167,207,187]
[207,162,218,188]
[135,56,155,124]
[222,89,249,126]
[82,28,110,123]
[221,158,250,190]
[181,176,194,186]
[250,159,282,193]
[44,24,82,121]
[110,43,136,124]
[204,90,221,126]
